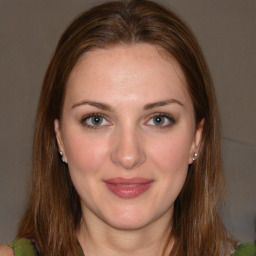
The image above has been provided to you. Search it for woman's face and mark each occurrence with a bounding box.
[55,44,203,230]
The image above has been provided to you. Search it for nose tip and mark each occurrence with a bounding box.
[111,131,146,170]
[115,154,142,170]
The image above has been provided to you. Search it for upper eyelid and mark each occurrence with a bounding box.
[79,112,175,125]
[81,113,108,121]
[80,113,112,129]
[80,113,109,125]
[143,113,176,127]
[147,112,175,120]
[81,112,173,118]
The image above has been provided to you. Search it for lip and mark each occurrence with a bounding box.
[103,177,154,199]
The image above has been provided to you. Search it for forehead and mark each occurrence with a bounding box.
[65,44,191,107]
[70,44,186,83]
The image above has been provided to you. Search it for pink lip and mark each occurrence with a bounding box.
[103,177,154,199]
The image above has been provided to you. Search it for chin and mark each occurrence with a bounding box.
[101,207,160,231]
[107,218,151,231]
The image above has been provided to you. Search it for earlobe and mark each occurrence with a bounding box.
[189,118,204,164]
[54,119,67,163]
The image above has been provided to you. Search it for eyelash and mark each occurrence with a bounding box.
[80,112,175,129]
[80,113,111,129]
[146,113,175,128]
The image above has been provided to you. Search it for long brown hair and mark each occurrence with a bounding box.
[17,0,236,255]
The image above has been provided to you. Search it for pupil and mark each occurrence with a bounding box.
[154,116,164,125]
[92,116,102,125]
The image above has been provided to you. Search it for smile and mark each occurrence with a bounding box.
[103,177,154,199]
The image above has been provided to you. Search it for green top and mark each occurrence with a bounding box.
[9,238,84,256]
[9,238,256,256]
[231,242,256,256]
[9,239,39,256]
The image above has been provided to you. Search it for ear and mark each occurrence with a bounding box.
[188,119,204,164]
[54,119,68,163]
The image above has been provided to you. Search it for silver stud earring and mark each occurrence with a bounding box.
[59,151,67,163]
[192,152,198,161]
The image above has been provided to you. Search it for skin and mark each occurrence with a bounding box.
[55,44,203,256]
[0,244,14,256]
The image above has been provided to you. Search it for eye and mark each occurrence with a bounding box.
[81,113,111,128]
[146,113,175,127]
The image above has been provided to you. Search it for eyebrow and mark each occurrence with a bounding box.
[72,101,113,112]
[72,99,183,111]
[143,99,184,110]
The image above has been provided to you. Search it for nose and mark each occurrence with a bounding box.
[111,126,146,170]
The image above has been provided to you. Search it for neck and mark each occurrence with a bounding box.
[77,211,173,256]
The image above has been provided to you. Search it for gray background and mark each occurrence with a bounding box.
[0,0,255,244]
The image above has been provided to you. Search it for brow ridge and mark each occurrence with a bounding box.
[143,99,184,110]
[72,99,183,112]
[72,101,113,111]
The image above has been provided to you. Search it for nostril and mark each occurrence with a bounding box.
[110,144,146,170]
[110,129,146,170]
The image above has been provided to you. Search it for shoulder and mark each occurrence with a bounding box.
[232,242,256,256]
[8,238,39,256]
[0,244,14,256]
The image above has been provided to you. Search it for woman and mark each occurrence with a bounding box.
[1,0,255,255]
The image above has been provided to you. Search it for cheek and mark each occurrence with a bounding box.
[148,132,192,171]
[64,132,109,174]
[148,134,191,202]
